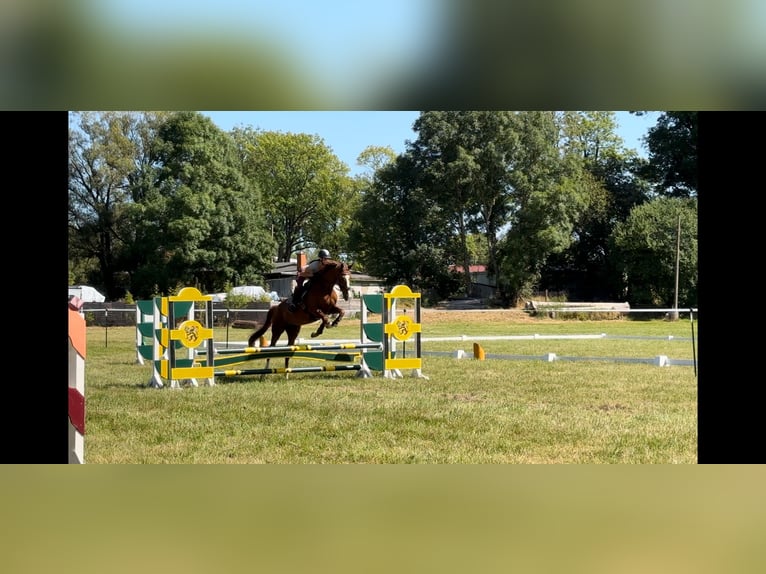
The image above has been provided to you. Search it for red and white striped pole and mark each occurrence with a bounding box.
[68,297,86,463]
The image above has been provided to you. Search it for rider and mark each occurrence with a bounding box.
[289,249,331,311]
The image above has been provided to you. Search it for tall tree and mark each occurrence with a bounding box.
[68,111,153,299]
[495,112,593,305]
[642,111,698,197]
[349,152,458,299]
[558,110,625,163]
[356,145,397,177]
[409,111,522,296]
[611,197,698,307]
[354,111,595,305]
[126,112,275,297]
[232,127,355,261]
[539,111,651,300]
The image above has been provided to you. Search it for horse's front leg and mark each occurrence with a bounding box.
[330,308,345,328]
[310,311,330,338]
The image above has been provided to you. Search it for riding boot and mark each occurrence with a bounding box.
[288,286,303,312]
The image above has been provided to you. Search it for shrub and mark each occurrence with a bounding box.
[225,292,255,308]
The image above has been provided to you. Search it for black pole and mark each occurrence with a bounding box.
[104,307,108,349]
[226,309,230,348]
[689,308,697,377]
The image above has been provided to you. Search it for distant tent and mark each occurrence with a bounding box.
[230,285,268,298]
[68,285,106,303]
[208,285,279,303]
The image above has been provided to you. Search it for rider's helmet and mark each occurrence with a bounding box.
[318,249,330,259]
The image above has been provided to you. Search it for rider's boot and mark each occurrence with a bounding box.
[288,286,302,313]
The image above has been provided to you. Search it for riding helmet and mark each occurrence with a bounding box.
[318,249,330,258]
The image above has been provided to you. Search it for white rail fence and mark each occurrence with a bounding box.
[80,305,698,371]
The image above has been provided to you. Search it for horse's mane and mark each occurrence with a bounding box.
[313,259,349,294]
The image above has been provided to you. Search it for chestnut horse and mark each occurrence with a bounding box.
[247,260,352,364]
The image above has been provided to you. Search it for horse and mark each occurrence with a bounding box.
[247,259,353,369]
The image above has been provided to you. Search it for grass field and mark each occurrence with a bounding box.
[80,309,698,463]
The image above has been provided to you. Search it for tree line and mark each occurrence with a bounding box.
[68,111,697,308]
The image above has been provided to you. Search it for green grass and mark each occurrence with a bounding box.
[81,316,697,463]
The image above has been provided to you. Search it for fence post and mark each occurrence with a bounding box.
[68,297,86,463]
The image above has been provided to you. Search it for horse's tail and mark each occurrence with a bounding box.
[248,305,276,346]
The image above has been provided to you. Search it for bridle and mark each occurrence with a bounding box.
[333,262,351,300]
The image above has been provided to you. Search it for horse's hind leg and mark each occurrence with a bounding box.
[262,326,286,380]
[284,325,301,370]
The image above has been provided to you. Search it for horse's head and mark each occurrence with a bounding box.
[319,259,352,301]
[337,261,352,301]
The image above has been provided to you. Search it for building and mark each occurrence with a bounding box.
[449,264,497,298]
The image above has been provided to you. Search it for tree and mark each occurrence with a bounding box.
[495,112,593,305]
[356,145,397,177]
[465,233,489,265]
[642,111,698,197]
[557,110,625,163]
[125,112,275,297]
[232,127,355,261]
[611,197,698,307]
[348,152,458,300]
[68,111,158,299]
[351,111,598,305]
[539,111,652,300]
[409,111,526,297]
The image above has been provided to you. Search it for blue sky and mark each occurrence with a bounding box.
[83,3,762,110]
[202,111,660,177]
[97,1,444,105]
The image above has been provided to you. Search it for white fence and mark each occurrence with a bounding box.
[80,304,698,371]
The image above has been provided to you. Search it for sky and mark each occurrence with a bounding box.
[202,111,661,177]
[101,1,444,105]
[5,3,764,109]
